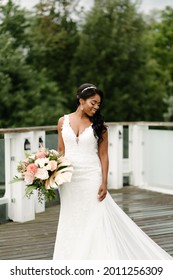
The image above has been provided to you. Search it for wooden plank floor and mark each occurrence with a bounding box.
[0,186,173,260]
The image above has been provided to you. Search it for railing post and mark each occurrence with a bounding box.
[5,132,35,222]
[108,124,123,189]
[128,124,148,187]
[4,130,46,222]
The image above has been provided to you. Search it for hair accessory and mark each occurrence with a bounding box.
[81,86,96,94]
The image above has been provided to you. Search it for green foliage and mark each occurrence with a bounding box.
[0,0,172,126]
[0,0,29,47]
[25,183,56,203]
[71,0,168,121]
[0,0,66,127]
[149,7,173,120]
[0,32,65,127]
[26,0,79,103]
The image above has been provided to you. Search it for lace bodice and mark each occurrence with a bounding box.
[62,114,98,160]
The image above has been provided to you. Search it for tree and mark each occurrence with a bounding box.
[70,0,167,121]
[0,0,66,127]
[27,0,79,103]
[149,7,173,121]
[0,0,171,126]
[0,0,29,47]
[0,32,66,127]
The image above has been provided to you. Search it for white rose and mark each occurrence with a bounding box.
[24,171,35,185]
[35,168,49,180]
[35,158,49,168]
[46,160,57,171]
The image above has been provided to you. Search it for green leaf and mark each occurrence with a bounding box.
[25,185,36,197]
[10,176,23,183]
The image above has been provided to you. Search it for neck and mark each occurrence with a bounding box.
[75,107,87,119]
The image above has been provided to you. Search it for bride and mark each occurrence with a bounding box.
[53,83,172,260]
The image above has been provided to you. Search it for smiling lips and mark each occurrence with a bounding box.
[91,109,97,114]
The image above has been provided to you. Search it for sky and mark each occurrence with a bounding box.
[2,0,173,14]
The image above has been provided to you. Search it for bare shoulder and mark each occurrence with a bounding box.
[58,116,64,125]
[57,116,64,130]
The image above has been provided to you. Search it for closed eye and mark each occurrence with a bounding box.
[91,101,100,107]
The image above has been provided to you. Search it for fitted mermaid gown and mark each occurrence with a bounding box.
[53,114,172,260]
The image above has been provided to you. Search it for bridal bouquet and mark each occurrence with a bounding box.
[12,147,73,202]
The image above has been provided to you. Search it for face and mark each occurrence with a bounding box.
[81,94,101,116]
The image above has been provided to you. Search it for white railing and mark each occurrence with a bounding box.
[107,122,173,195]
[0,126,57,223]
[0,122,173,222]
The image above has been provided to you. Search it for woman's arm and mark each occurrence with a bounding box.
[57,117,65,155]
[98,129,109,201]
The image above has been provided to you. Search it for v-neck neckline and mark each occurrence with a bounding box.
[68,115,92,138]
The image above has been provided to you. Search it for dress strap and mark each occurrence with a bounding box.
[63,114,70,126]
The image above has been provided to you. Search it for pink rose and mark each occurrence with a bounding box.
[26,163,38,174]
[35,151,46,159]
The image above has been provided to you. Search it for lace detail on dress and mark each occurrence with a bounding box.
[63,114,70,127]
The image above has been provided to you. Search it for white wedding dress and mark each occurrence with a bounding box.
[53,114,172,260]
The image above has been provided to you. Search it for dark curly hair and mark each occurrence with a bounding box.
[76,83,107,143]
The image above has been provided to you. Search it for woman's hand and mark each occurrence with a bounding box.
[98,183,107,201]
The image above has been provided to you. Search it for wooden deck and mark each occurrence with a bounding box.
[0,186,173,260]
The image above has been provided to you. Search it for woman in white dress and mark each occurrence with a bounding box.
[53,83,172,260]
